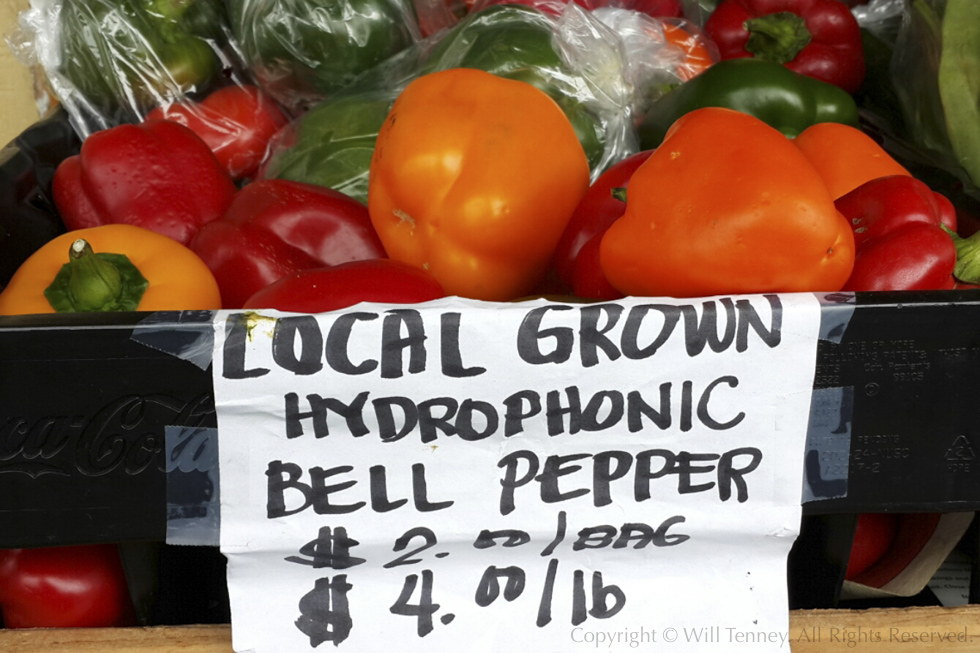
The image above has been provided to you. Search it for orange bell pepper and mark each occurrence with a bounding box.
[600,107,855,298]
[661,19,717,82]
[368,68,591,302]
[793,122,911,199]
[0,224,222,315]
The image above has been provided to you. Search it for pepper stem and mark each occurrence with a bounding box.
[44,239,149,313]
[944,226,980,284]
[68,240,123,311]
[743,12,812,64]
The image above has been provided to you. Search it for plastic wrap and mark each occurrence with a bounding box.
[888,0,980,193]
[586,8,717,117]
[261,3,709,200]
[469,0,685,17]
[257,44,434,205]
[851,0,905,46]
[9,0,250,140]
[227,0,430,114]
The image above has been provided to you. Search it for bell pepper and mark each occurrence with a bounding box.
[243,259,446,312]
[0,224,222,315]
[419,4,606,168]
[637,58,859,149]
[259,94,394,205]
[553,150,653,299]
[190,179,388,309]
[58,0,230,117]
[227,0,420,110]
[0,544,136,629]
[600,107,854,298]
[369,68,590,301]
[261,4,608,203]
[704,0,866,95]
[836,175,958,292]
[845,513,898,581]
[793,122,912,199]
[658,18,718,83]
[52,120,237,247]
[628,0,684,17]
[145,85,288,181]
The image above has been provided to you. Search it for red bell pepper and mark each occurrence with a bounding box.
[704,0,866,94]
[190,179,388,308]
[53,120,237,247]
[145,85,289,182]
[836,175,958,292]
[0,544,136,629]
[845,513,898,581]
[243,259,446,312]
[552,150,653,300]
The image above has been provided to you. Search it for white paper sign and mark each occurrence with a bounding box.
[214,294,821,653]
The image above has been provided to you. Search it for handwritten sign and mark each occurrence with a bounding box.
[214,294,820,652]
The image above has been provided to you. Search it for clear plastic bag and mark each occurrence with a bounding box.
[258,43,434,204]
[851,0,906,46]
[9,0,249,140]
[586,7,717,117]
[468,0,685,19]
[889,0,980,191]
[261,2,712,201]
[227,0,436,114]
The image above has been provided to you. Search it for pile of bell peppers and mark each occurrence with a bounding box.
[5,0,980,630]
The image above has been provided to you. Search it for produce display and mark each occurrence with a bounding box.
[2,0,980,630]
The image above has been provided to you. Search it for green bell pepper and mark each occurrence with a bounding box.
[260,44,430,204]
[261,94,393,205]
[59,0,227,118]
[227,0,420,110]
[636,58,860,149]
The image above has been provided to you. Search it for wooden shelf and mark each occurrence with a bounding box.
[2,606,979,652]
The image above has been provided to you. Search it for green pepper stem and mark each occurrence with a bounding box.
[743,12,812,65]
[944,226,980,284]
[44,240,149,313]
[66,239,124,311]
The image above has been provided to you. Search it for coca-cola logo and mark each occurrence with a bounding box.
[0,394,215,478]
